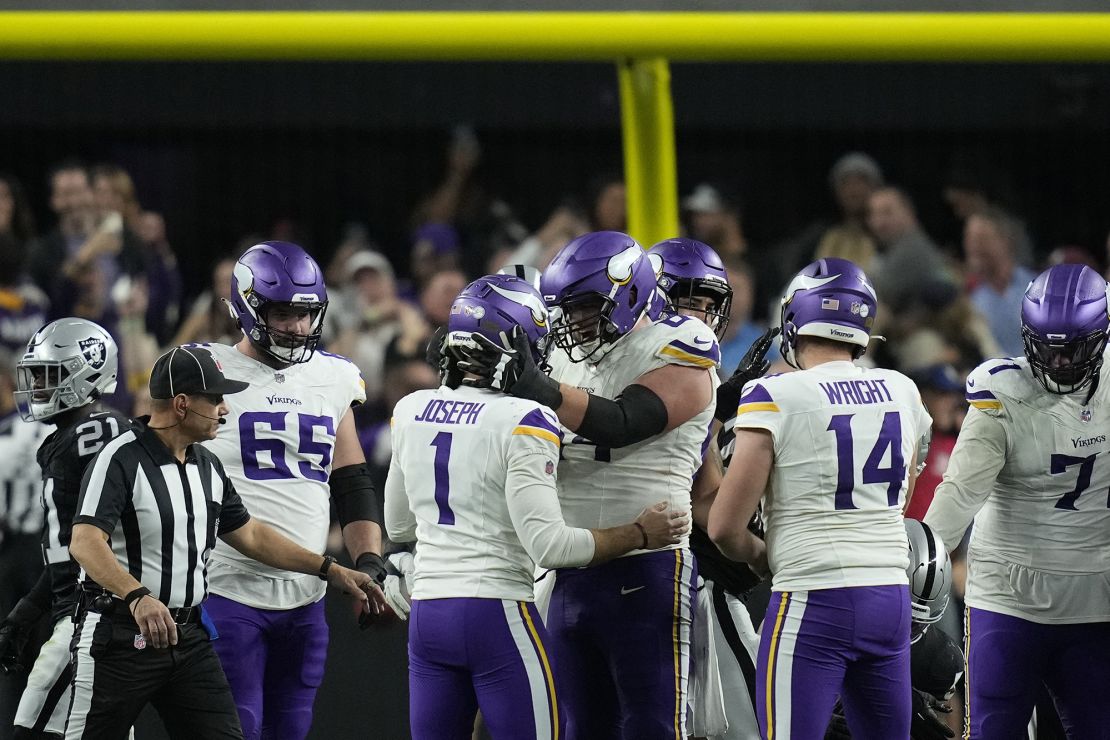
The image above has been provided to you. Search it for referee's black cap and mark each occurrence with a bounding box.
[149,346,249,399]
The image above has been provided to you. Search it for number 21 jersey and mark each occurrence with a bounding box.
[200,343,366,609]
[735,360,931,592]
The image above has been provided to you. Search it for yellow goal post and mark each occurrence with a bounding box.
[4,11,1110,245]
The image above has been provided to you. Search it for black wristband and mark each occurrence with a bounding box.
[633,522,649,550]
[124,587,151,610]
[355,552,387,586]
[318,555,337,581]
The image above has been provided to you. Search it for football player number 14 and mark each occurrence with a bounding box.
[827,412,906,510]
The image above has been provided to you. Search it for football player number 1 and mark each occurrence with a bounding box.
[431,432,455,525]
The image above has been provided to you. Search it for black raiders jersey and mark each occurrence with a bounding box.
[37,405,133,620]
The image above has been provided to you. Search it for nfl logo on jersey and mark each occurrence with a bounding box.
[1081,408,1092,423]
[133,633,147,650]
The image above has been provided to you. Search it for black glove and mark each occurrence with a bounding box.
[425,326,446,370]
[714,326,780,423]
[0,597,46,676]
[911,688,954,740]
[460,327,563,410]
[824,712,852,740]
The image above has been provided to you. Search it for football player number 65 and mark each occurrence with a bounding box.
[240,411,336,481]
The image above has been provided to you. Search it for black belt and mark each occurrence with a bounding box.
[86,594,202,625]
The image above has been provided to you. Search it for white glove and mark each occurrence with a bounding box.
[382,552,414,620]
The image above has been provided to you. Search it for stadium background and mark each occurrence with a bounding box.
[0,5,1108,738]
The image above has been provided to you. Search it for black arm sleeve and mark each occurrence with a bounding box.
[22,568,53,613]
[330,463,382,528]
[575,384,669,450]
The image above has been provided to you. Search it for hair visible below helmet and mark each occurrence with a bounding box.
[779,257,878,368]
[15,318,118,422]
[1021,263,1110,395]
[228,241,328,365]
[905,519,951,644]
[540,231,659,363]
[444,274,551,384]
[647,238,733,340]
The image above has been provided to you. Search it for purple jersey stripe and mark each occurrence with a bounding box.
[988,363,1020,375]
[965,389,998,401]
[517,408,560,438]
[739,383,774,406]
[667,338,722,364]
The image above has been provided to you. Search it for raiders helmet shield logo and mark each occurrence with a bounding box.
[79,337,107,370]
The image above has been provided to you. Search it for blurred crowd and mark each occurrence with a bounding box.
[0,136,1107,675]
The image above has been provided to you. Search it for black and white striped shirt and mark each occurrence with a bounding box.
[73,419,251,609]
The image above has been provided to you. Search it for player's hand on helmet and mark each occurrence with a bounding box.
[911,688,954,740]
[635,502,690,549]
[327,564,387,629]
[462,327,562,409]
[130,594,178,649]
[381,552,415,621]
[715,326,780,423]
[0,597,46,675]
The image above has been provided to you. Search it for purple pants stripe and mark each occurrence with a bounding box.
[408,597,560,740]
[547,548,697,740]
[204,594,328,740]
[964,606,1110,740]
[757,585,911,740]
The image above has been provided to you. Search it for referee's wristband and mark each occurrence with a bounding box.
[124,586,151,611]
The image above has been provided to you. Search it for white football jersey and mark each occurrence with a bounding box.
[386,385,590,601]
[199,343,366,609]
[925,356,1110,623]
[734,360,931,592]
[548,314,720,548]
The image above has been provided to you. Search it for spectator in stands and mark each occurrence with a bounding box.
[0,173,36,250]
[867,185,953,313]
[964,207,1037,357]
[92,164,182,345]
[27,160,143,323]
[718,259,775,376]
[586,172,627,232]
[813,152,883,272]
[328,250,414,407]
[682,182,747,261]
[409,223,462,293]
[942,155,1033,266]
[385,268,463,367]
[903,364,966,521]
[171,256,240,347]
[0,234,47,354]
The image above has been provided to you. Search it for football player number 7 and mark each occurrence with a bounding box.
[1049,453,1110,510]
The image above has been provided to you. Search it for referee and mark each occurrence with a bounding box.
[65,346,383,739]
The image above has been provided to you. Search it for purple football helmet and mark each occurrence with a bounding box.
[445,274,551,376]
[647,238,733,340]
[229,241,328,365]
[779,257,878,368]
[1021,264,1110,394]
[540,231,660,363]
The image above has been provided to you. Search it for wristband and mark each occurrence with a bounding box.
[633,522,649,550]
[319,555,337,581]
[124,586,151,612]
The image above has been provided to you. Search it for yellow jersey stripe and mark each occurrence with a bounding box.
[519,602,559,740]
[969,400,1002,410]
[765,592,791,740]
[659,345,717,368]
[738,401,780,415]
[963,606,971,740]
[512,426,562,446]
[671,549,682,739]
